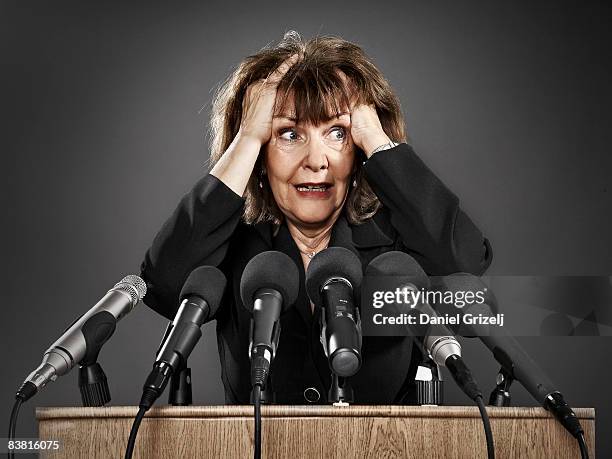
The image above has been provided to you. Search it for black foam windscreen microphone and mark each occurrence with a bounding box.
[306,247,363,378]
[434,273,585,440]
[365,251,482,401]
[240,251,299,389]
[365,251,460,361]
[139,266,226,409]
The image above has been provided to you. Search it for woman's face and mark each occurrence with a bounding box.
[264,101,355,229]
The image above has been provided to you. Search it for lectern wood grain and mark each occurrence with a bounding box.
[36,405,595,458]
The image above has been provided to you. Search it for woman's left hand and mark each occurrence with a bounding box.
[350,104,392,158]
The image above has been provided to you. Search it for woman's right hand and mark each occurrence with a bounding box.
[211,53,300,197]
[238,53,301,146]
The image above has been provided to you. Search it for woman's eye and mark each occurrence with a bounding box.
[329,127,346,141]
[278,126,346,143]
[279,129,299,142]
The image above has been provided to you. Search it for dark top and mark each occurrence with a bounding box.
[140,143,493,404]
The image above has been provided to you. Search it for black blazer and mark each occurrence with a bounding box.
[140,143,492,404]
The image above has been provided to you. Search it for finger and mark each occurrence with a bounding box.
[266,53,301,85]
[250,78,271,102]
[334,70,359,111]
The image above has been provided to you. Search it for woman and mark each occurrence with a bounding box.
[141,31,492,404]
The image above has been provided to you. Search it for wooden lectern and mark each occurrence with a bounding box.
[37,405,595,458]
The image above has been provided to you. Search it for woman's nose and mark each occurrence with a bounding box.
[303,142,329,171]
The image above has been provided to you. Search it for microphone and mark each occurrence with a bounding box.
[365,252,482,401]
[139,266,226,409]
[125,266,226,459]
[434,274,586,440]
[240,251,299,389]
[306,247,363,378]
[240,251,299,459]
[365,252,496,459]
[16,275,147,402]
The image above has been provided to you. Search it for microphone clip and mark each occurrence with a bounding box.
[78,362,111,407]
[489,366,514,407]
[328,373,354,405]
[248,317,281,361]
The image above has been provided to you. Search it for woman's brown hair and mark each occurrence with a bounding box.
[209,30,407,225]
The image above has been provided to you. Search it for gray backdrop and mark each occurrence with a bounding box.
[2,0,611,457]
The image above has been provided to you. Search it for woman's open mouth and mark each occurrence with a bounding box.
[294,182,333,198]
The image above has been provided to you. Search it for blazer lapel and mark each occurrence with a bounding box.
[350,216,394,250]
[253,221,273,248]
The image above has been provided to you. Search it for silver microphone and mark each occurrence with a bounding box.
[18,275,146,401]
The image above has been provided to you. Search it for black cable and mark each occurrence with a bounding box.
[475,395,495,459]
[577,433,589,459]
[253,385,262,459]
[7,398,23,459]
[124,368,167,459]
[444,355,495,458]
[124,407,147,459]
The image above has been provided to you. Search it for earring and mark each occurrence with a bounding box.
[259,180,263,189]
[352,177,357,187]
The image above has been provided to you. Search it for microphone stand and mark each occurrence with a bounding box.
[78,362,111,407]
[328,374,354,405]
[249,385,275,404]
[77,313,117,407]
[488,366,514,407]
[168,365,193,406]
[415,356,444,406]
[319,304,360,406]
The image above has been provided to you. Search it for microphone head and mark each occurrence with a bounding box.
[365,251,430,289]
[180,266,227,318]
[113,275,147,306]
[240,251,300,312]
[306,247,363,306]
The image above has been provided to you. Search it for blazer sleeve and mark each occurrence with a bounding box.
[363,143,492,275]
[140,174,246,319]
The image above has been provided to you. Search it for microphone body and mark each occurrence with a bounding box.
[250,288,283,358]
[391,281,463,365]
[474,306,582,438]
[406,283,481,401]
[140,266,226,409]
[141,296,211,405]
[240,251,299,389]
[436,274,585,439]
[306,248,364,378]
[19,275,146,401]
[320,277,362,378]
[365,252,482,400]
[240,252,298,459]
[478,319,557,403]
[249,288,284,388]
[156,296,211,370]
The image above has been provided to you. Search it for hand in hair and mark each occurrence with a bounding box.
[349,103,392,158]
[210,54,301,196]
[238,53,301,146]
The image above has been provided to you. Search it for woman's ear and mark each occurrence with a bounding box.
[350,158,360,188]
